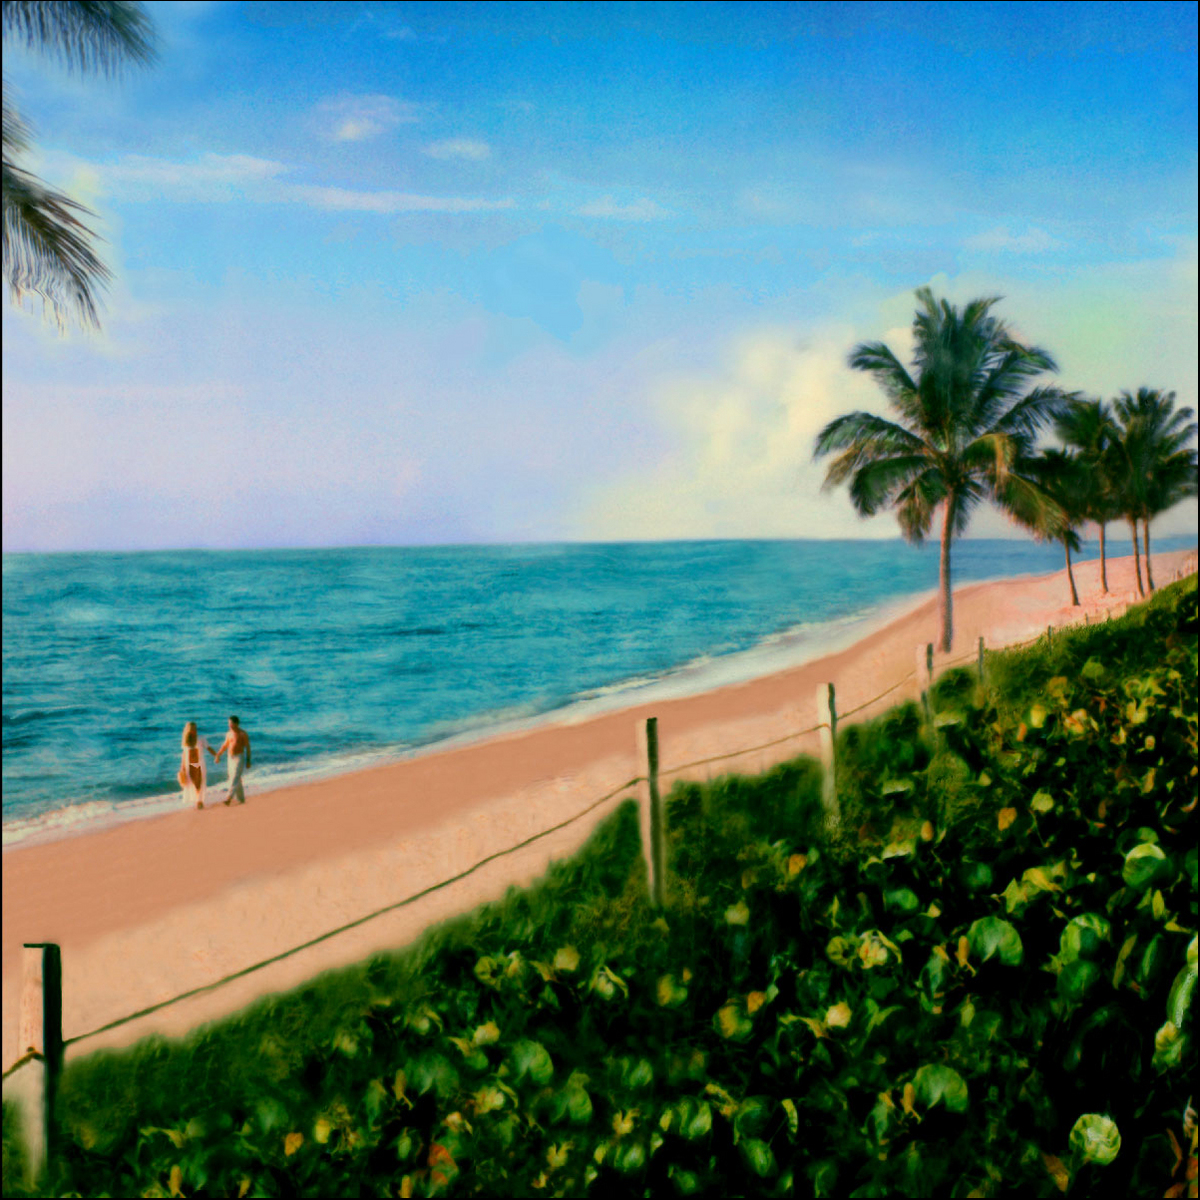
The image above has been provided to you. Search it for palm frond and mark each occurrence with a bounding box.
[893,471,945,544]
[3,158,109,328]
[845,340,921,419]
[813,411,925,462]
[993,469,1067,540]
[987,386,1073,440]
[846,455,933,516]
[3,1,155,75]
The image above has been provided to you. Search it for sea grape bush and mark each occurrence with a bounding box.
[7,581,1197,1199]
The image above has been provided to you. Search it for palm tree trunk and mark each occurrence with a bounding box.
[937,499,953,652]
[1098,523,1108,593]
[1129,518,1145,597]
[1064,540,1079,606]
[1142,520,1155,591]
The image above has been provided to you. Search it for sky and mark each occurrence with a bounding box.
[2,0,1197,551]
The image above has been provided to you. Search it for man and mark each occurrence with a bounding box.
[213,715,252,806]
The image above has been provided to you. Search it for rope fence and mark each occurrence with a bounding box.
[4,580,1188,1101]
[0,655,948,1077]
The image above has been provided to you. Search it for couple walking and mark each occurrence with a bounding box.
[179,716,252,810]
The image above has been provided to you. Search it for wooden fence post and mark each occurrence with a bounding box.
[1047,624,1053,645]
[816,683,839,830]
[917,642,933,719]
[637,718,665,907]
[977,635,985,683]
[16,943,62,1189]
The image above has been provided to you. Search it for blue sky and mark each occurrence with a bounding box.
[3,0,1196,550]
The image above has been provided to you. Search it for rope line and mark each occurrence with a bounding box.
[659,722,825,778]
[1,1049,42,1082]
[838,670,918,719]
[62,776,644,1049]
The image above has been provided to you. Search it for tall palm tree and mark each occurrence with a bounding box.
[814,287,1070,652]
[1055,396,1120,593]
[3,1,155,330]
[1112,388,1198,593]
[1029,448,1087,606]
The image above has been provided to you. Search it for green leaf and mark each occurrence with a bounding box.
[511,1039,554,1087]
[613,1140,646,1174]
[364,1079,389,1127]
[968,916,1024,966]
[1058,914,1112,964]
[1030,791,1055,813]
[1058,960,1102,1005]
[1122,843,1169,891]
[567,1083,594,1126]
[885,888,920,913]
[740,1138,777,1177]
[1068,1114,1121,1165]
[734,1097,772,1140]
[677,1097,712,1141]
[623,1059,654,1091]
[912,1064,969,1113]
[961,862,994,892]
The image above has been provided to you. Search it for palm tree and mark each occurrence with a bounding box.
[1055,396,1120,593]
[814,287,1070,652]
[3,1,155,330]
[1112,388,1198,593]
[1029,449,1087,606]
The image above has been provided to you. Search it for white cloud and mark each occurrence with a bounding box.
[424,138,492,162]
[84,152,288,200]
[290,185,514,214]
[313,94,418,142]
[964,225,1064,254]
[576,196,672,221]
[574,326,896,540]
[40,150,514,216]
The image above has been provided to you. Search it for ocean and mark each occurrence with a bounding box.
[3,536,1194,848]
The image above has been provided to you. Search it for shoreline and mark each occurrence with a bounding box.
[1,581,938,854]
[8,532,1190,855]
[2,547,1195,1072]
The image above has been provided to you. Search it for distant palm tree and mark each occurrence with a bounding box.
[1029,448,1087,606]
[1055,396,1120,593]
[1112,388,1198,593]
[3,0,155,330]
[814,287,1070,652]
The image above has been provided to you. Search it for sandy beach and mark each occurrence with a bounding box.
[2,546,1195,1076]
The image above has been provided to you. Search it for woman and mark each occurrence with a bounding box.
[178,721,212,810]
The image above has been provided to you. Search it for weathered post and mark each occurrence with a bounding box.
[916,642,933,720]
[977,635,985,683]
[15,943,62,1189]
[637,718,665,907]
[816,683,839,830]
[1047,624,1053,645]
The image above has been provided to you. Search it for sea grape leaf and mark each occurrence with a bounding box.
[1069,1114,1121,1165]
[741,1138,777,1177]
[912,1064,969,1113]
[1122,843,1169,891]
[968,917,1024,966]
[511,1039,554,1087]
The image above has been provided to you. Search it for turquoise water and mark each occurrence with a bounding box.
[3,536,1194,845]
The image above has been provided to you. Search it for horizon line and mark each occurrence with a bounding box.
[5,532,1197,558]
